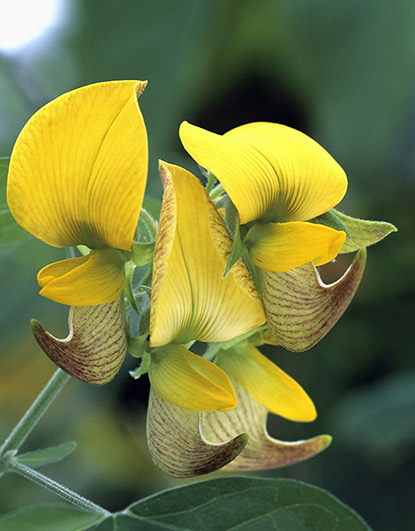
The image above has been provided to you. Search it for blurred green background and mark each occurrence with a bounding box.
[0,1,414,529]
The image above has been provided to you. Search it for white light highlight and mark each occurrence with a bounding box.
[0,0,64,53]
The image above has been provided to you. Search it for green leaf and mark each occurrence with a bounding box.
[0,157,31,246]
[124,477,370,530]
[0,504,104,530]
[333,210,397,253]
[16,442,77,468]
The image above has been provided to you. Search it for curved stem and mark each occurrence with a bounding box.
[6,458,110,516]
[0,369,70,457]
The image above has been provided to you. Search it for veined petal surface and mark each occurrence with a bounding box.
[203,381,331,472]
[37,248,126,306]
[7,81,148,250]
[31,299,127,385]
[261,248,367,351]
[216,341,316,422]
[148,345,236,412]
[150,161,265,347]
[147,388,247,477]
[180,121,347,224]
[246,221,346,272]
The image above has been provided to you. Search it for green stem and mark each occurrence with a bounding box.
[0,369,70,457]
[6,457,110,516]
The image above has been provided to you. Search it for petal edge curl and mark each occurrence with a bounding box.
[32,299,127,385]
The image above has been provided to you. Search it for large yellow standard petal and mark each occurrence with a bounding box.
[37,248,127,306]
[179,121,347,224]
[7,80,148,250]
[150,161,265,347]
[216,341,316,422]
[149,345,237,412]
[245,221,346,272]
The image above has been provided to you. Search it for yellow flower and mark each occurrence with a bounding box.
[179,121,346,272]
[148,161,266,412]
[7,81,148,306]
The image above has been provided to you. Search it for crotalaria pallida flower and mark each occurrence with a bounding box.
[146,162,329,476]
[179,122,395,351]
[7,81,148,384]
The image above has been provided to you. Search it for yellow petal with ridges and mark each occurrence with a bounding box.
[149,345,237,412]
[216,341,316,422]
[38,248,126,306]
[246,221,346,272]
[226,122,347,222]
[180,121,277,224]
[180,122,347,225]
[150,161,265,347]
[7,81,147,250]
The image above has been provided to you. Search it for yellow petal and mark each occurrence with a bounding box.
[38,248,126,306]
[150,161,265,347]
[246,221,346,272]
[216,342,316,422]
[148,345,237,412]
[179,121,347,224]
[203,380,331,471]
[7,81,148,250]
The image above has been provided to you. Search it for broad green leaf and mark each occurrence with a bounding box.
[0,157,31,246]
[15,442,76,468]
[334,210,397,253]
[0,504,104,530]
[124,477,370,530]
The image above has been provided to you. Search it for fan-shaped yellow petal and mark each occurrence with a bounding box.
[179,122,347,224]
[150,161,265,347]
[180,121,277,224]
[7,81,148,250]
[216,342,316,422]
[246,221,346,272]
[37,248,126,306]
[149,345,237,412]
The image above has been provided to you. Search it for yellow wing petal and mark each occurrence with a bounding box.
[149,345,236,412]
[150,161,265,347]
[7,81,147,250]
[216,342,316,422]
[246,221,346,272]
[37,248,126,306]
[179,121,347,224]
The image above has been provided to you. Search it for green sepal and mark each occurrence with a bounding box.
[15,442,77,469]
[127,333,149,359]
[129,351,151,379]
[133,285,151,335]
[224,199,244,276]
[198,164,217,194]
[333,209,397,253]
[312,209,351,238]
[131,240,155,266]
[0,157,31,246]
